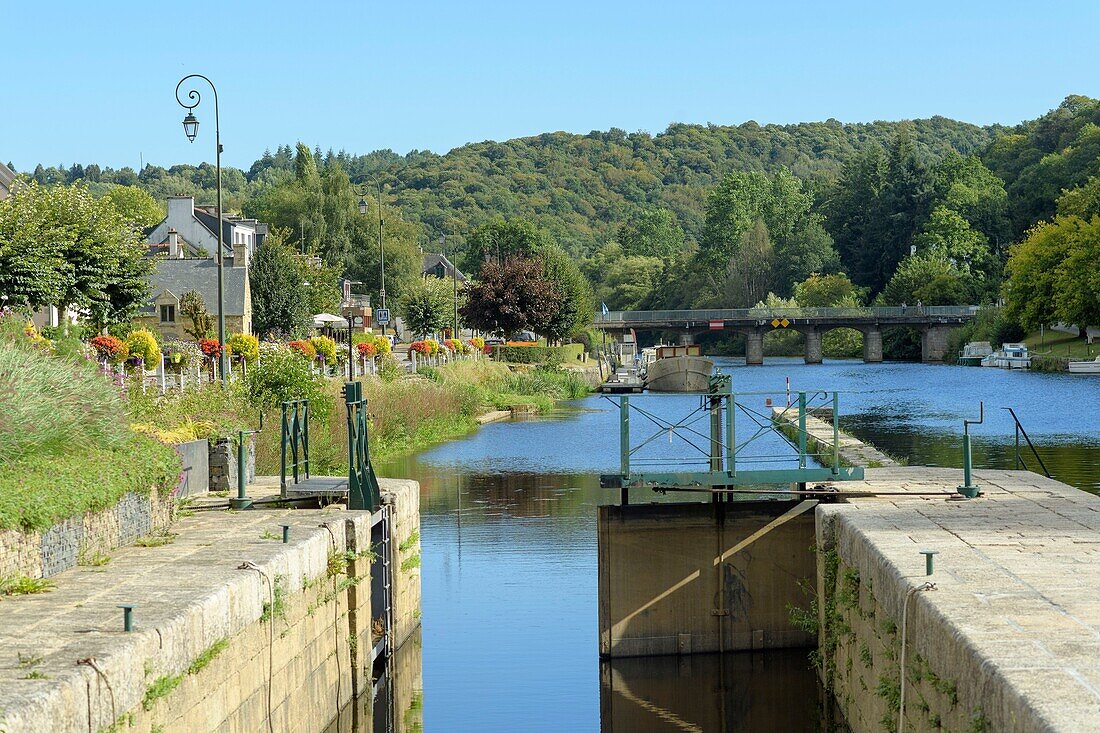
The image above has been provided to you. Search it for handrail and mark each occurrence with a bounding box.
[1003,408,1051,478]
[593,305,982,322]
[280,399,311,496]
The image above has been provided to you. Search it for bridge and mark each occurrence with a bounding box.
[593,305,981,364]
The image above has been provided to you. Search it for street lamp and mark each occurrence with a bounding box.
[353,181,387,337]
[440,233,458,338]
[175,74,227,385]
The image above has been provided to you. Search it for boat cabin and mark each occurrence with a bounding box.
[655,345,703,359]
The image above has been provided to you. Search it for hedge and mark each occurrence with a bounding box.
[494,343,586,364]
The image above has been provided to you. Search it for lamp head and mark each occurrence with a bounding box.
[182,112,199,142]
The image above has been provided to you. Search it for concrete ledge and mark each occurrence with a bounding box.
[818,467,1100,733]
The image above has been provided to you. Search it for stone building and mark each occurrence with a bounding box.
[145,195,267,260]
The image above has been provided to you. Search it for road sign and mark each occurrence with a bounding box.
[771,318,791,328]
[376,308,390,325]
[709,320,724,330]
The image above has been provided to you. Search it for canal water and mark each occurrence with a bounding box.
[377,358,1099,731]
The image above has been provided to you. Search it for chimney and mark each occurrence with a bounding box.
[167,195,194,222]
[233,239,248,268]
[167,229,180,258]
[342,279,352,303]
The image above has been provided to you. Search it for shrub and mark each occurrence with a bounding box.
[125,329,161,366]
[468,336,485,352]
[90,335,127,362]
[227,333,260,364]
[162,340,202,370]
[246,348,334,418]
[309,335,337,364]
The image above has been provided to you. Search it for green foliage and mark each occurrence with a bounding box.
[401,276,453,338]
[464,217,548,274]
[309,335,338,364]
[227,333,259,364]
[260,574,288,623]
[249,227,311,339]
[142,673,183,710]
[539,245,594,341]
[0,575,55,595]
[134,530,178,547]
[0,181,152,326]
[583,244,664,310]
[880,254,971,306]
[793,272,865,307]
[495,344,584,364]
[125,329,161,365]
[179,290,213,340]
[186,638,229,675]
[244,348,334,418]
[1005,215,1100,335]
[102,185,164,228]
[1057,175,1100,219]
[617,208,685,260]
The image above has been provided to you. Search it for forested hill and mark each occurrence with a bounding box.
[287,117,1000,254]
[23,116,997,256]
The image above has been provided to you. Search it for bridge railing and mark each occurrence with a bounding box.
[595,305,981,323]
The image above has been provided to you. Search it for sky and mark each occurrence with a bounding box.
[3,0,1099,172]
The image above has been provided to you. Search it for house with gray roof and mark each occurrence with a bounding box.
[145,196,267,261]
[137,254,252,339]
[0,162,15,200]
[422,252,467,283]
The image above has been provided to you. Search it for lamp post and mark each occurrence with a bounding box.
[440,233,458,338]
[175,74,227,384]
[355,183,386,338]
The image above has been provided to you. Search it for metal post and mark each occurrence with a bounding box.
[725,390,736,477]
[798,391,807,470]
[119,604,134,632]
[957,401,983,498]
[231,429,253,510]
[346,382,361,510]
[920,549,938,576]
[378,182,386,338]
[620,396,630,506]
[291,401,300,484]
[303,401,310,478]
[282,525,290,544]
[280,402,288,497]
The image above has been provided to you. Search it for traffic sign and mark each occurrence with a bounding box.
[376,308,391,325]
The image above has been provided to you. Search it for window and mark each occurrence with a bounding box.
[160,304,176,323]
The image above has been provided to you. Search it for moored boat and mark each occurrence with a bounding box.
[643,345,715,392]
[1067,356,1100,374]
[980,343,1031,369]
[957,341,993,366]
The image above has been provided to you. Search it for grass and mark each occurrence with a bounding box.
[134,530,178,547]
[0,332,181,533]
[1022,329,1097,359]
[0,575,55,596]
[142,638,228,710]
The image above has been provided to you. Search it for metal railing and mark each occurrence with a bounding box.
[594,305,982,323]
[1003,407,1051,478]
[280,399,310,496]
[343,381,381,511]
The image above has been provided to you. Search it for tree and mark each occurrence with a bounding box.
[773,222,840,295]
[1005,216,1100,337]
[0,181,151,326]
[932,154,1011,249]
[539,245,594,342]
[880,254,969,306]
[1056,176,1100,220]
[102,185,164,228]
[344,198,423,313]
[249,228,311,338]
[583,243,664,310]
[179,291,214,340]
[723,220,774,307]
[459,257,559,338]
[401,277,452,338]
[617,208,685,260]
[464,218,547,275]
[701,169,813,262]
[912,206,990,270]
[793,272,865,307]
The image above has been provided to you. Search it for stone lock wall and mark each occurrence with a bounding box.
[383,479,422,650]
[0,488,173,581]
[208,434,255,492]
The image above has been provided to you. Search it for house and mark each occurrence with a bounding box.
[0,161,14,200]
[145,196,267,261]
[422,252,467,283]
[137,243,252,339]
[338,278,373,334]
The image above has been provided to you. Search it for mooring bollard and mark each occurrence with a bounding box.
[119,604,135,632]
[957,401,984,498]
[920,549,939,576]
[230,429,253,510]
[282,525,290,544]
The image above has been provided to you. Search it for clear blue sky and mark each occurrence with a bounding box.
[4,0,1098,171]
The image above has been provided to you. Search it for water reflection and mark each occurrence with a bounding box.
[601,651,846,733]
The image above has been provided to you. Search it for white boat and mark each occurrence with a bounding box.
[643,345,715,392]
[957,341,993,366]
[1068,356,1100,374]
[980,343,1031,370]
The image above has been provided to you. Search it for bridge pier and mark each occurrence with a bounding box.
[921,326,952,363]
[803,329,822,364]
[745,331,764,365]
[862,327,883,363]
[678,332,695,346]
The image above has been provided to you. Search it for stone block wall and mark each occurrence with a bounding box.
[208,434,255,492]
[0,488,173,580]
[383,479,422,650]
[816,505,998,733]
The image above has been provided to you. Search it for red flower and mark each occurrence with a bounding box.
[199,338,222,358]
